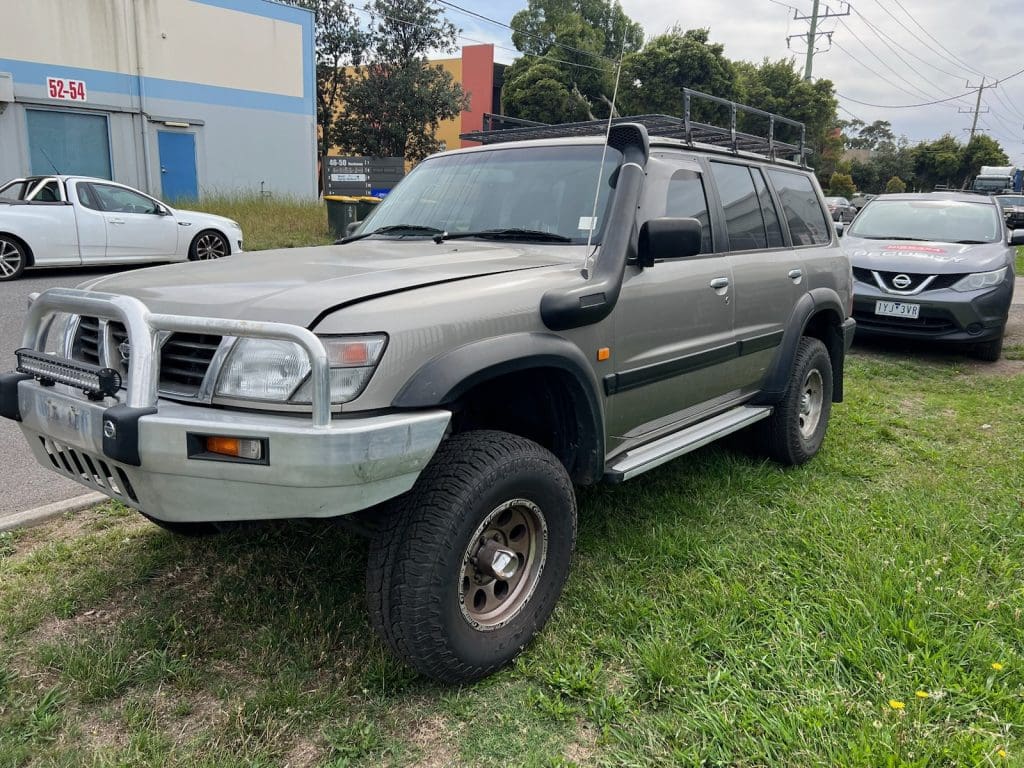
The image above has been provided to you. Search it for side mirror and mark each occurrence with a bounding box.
[637,217,702,268]
[1010,230,1024,247]
[835,221,845,237]
[345,221,361,237]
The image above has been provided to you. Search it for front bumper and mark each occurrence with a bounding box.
[3,286,450,523]
[852,278,1013,344]
[4,378,449,523]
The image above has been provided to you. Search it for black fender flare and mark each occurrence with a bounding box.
[393,332,605,483]
[753,288,849,405]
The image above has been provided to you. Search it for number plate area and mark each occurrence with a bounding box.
[874,300,920,319]
[25,387,101,450]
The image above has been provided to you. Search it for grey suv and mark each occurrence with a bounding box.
[1,94,855,683]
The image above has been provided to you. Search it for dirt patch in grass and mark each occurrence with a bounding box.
[563,721,598,765]
[405,713,457,768]
[282,736,324,768]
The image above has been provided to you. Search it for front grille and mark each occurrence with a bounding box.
[73,316,101,365]
[71,316,222,398]
[158,333,222,396]
[853,268,966,293]
[39,437,139,503]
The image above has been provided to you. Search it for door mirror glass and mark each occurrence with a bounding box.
[637,217,702,267]
[1010,229,1024,246]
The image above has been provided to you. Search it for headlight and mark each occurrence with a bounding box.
[290,335,387,404]
[227,220,242,230]
[951,267,1008,292]
[215,334,387,404]
[216,338,311,401]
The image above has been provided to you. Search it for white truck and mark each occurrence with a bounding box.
[971,165,1023,195]
[0,175,243,281]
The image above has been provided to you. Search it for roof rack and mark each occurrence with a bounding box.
[461,88,808,164]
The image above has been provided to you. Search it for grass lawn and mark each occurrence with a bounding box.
[188,195,334,252]
[1,345,1022,766]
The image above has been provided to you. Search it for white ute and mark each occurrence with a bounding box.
[0,175,243,281]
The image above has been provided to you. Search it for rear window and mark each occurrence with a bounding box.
[766,170,831,246]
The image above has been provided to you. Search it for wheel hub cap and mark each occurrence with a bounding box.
[458,498,548,631]
[798,369,824,438]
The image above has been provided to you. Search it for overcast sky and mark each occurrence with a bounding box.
[440,0,1024,165]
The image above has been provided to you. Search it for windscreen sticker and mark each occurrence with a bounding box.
[578,216,598,231]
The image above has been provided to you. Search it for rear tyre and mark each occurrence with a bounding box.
[762,337,833,466]
[974,334,1003,362]
[0,235,27,281]
[366,430,577,683]
[188,230,229,261]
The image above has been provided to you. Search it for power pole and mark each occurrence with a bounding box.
[960,78,994,141]
[787,1,850,80]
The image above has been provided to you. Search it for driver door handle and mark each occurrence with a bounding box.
[709,277,730,290]
[788,268,803,280]
[107,218,125,225]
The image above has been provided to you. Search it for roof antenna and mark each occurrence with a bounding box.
[581,40,626,280]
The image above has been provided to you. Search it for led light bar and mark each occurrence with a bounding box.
[16,348,121,400]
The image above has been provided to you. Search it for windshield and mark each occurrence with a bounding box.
[997,196,1024,207]
[973,178,1009,192]
[353,144,622,244]
[847,199,1002,243]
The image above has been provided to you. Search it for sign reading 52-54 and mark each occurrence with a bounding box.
[46,77,87,102]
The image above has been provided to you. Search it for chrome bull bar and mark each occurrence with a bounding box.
[23,288,334,428]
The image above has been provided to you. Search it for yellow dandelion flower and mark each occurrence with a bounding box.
[888,699,905,710]
[915,690,930,699]
[992,662,1004,671]
[998,749,1007,759]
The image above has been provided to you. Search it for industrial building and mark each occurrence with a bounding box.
[0,0,317,200]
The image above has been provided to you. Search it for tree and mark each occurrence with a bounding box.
[618,29,739,121]
[912,135,962,190]
[733,57,837,160]
[284,0,367,160]
[844,119,896,151]
[501,60,590,124]
[503,0,643,123]
[828,172,856,198]
[885,176,907,193]
[332,0,468,161]
[960,134,1009,186]
[510,0,644,60]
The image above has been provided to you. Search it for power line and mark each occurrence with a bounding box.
[867,0,978,82]
[885,0,989,80]
[837,90,977,109]
[831,40,934,103]
[844,5,966,104]
[433,0,617,66]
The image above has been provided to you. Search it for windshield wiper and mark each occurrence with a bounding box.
[437,228,574,243]
[339,224,444,244]
[954,239,988,244]
[855,235,932,241]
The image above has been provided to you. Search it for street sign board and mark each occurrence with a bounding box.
[324,156,405,197]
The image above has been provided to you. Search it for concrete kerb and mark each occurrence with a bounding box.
[0,492,107,533]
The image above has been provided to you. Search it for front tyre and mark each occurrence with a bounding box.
[973,333,1003,362]
[188,230,229,261]
[366,430,576,683]
[0,235,27,281]
[763,337,833,466]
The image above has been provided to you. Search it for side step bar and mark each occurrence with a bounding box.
[605,405,772,483]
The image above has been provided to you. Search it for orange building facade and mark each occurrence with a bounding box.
[431,44,506,151]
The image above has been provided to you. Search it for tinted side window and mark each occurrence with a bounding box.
[665,169,713,254]
[766,170,831,246]
[710,162,767,251]
[751,168,784,247]
[77,183,101,211]
[91,184,160,214]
